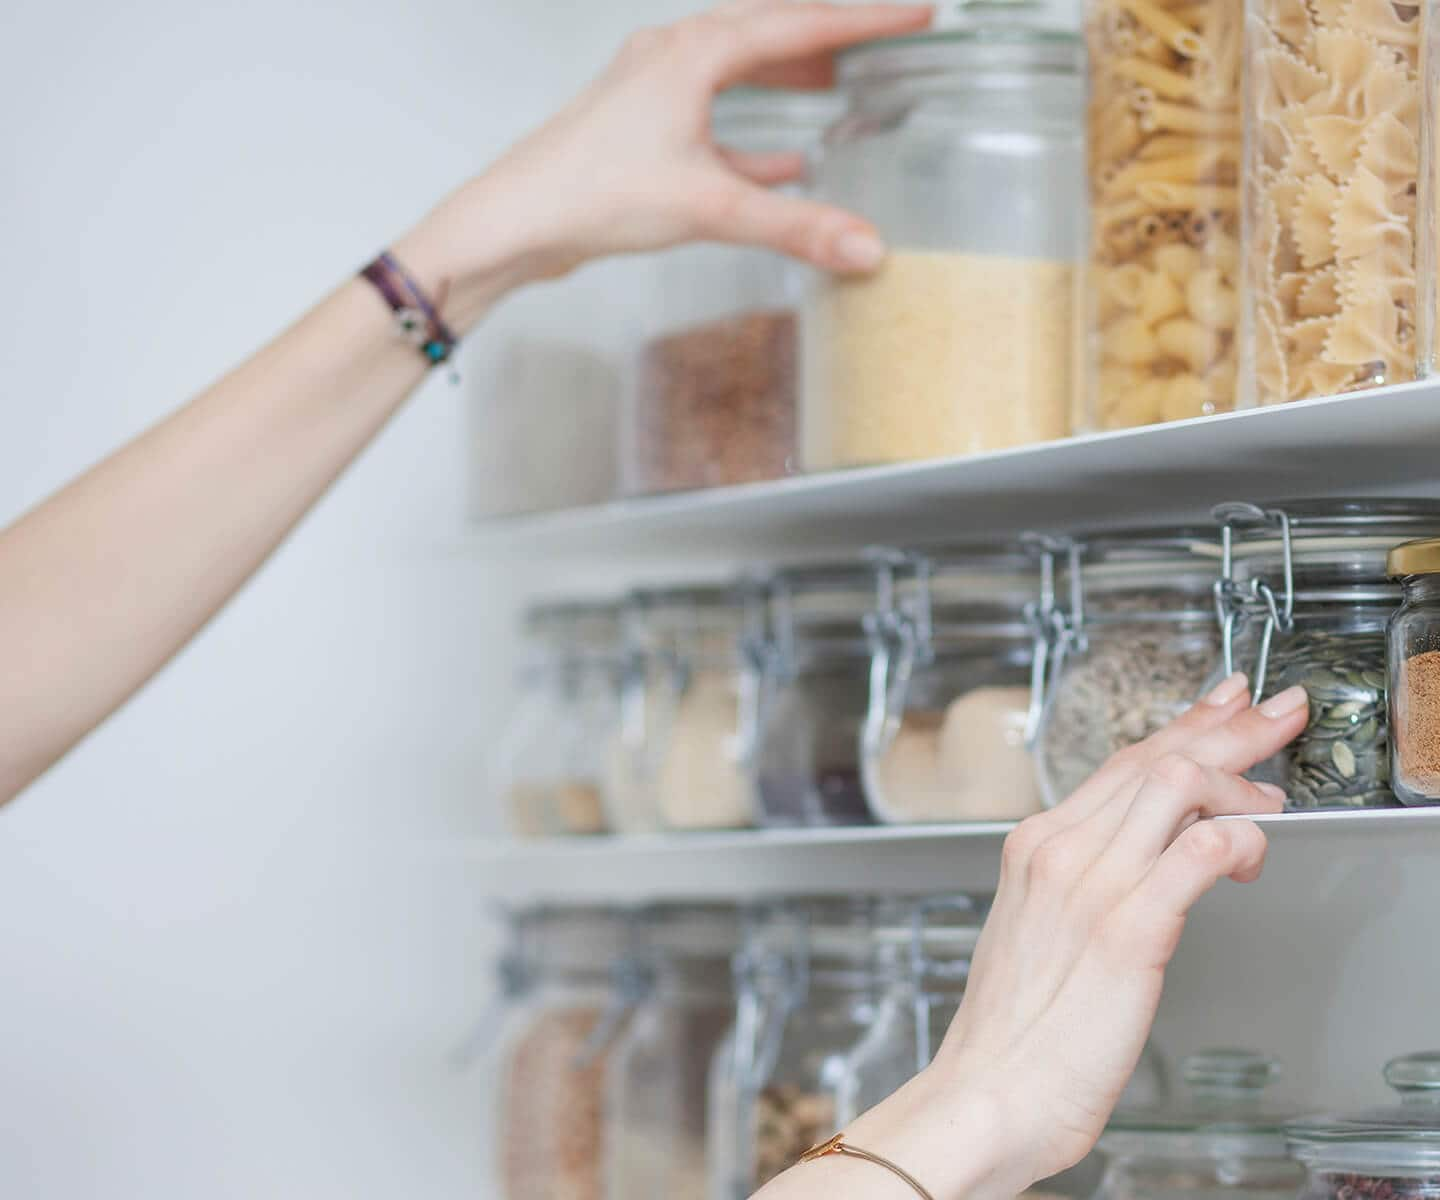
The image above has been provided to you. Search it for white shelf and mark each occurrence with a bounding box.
[467,380,1440,561]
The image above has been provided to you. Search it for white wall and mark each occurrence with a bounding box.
[0,0,690,1194]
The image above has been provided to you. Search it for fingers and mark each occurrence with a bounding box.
[715,147,808,187]
[696,181,887,272]
[1167,684,1310,776]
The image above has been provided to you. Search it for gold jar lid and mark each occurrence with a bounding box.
[1387,538,1440,577]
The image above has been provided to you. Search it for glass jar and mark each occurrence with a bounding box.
[1387,538,1440,804]
[608,585,765,832]
[1244,0,1421,405]
[1034,531,1223,807]
[625,88,838,496]
[752,563,892,826]
[1095,1049,1305,1200]
[1287,1052,1440,1200]
[494,905,633,1200]
[606,902,741,1200]
[1212,500,1440,808]
[1083,0,1242,428]
[862,550,1045,823]
[801,7,1084,470]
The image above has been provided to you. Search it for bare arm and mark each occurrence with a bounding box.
[0,1,931,803]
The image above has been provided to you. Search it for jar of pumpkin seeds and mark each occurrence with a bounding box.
[1210,500,1440,809]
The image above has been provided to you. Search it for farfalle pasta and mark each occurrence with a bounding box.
[1087,0,1244,429]
[1247,0,1421,404]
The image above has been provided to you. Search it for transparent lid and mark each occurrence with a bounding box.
[502,903,630,988]
[899,546,1039,639]
[742,894,906,986]
[1102,1050,1297,1158]
[768,561,888,648]
[713,86,843,146]
[1060,528,1221,622]
[636,900,743,963]
[1287,1053,1440,1175]
[629,582,754,641]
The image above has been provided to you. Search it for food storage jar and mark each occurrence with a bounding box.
[494,904,633,1200]
[1033,530,1223,806]
[752,561,895,826]
[1387,538,1440,804]
[712,896,901,1198]
[861,549,1045,822]
[1084,0,1242,428]
[1095,1049,1305,1200]
[1244,0,1422,405]
[606,902,741,1200]
[607,584,765,832]
[492,601,622,837]
[1286,1051,1440,1200]
[1211,500,1440,808]
[801,5,1084,470]
[625,88,838,496]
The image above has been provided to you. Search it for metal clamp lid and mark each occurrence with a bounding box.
[1212,502,1295,702]
[1020,533,1083,748]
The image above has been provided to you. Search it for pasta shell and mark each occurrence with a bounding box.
[1277,270,1310,315]
[1269,0,1318,51]
[1356,110,1419,191]
[1332,164,1413,260]
[1292,175,1342,267]
[1322,291,1403,365]
[1360,58,1419,127]
[1287,313,1336,363]
[1260,45,1328,108]
[1305,114,1371,178]
[1339,0,1420,48]
[1313,29,1379,116]
[1308,0,1348,31]
[1302,359,1364,396]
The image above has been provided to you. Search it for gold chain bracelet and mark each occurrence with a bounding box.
[799,1133,937,1199]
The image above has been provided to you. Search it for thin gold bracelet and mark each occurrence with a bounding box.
[799,1133,937,1199]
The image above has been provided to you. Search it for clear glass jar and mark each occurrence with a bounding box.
[608,585,764,832]
[1095,1049,1305,1200]
[1287,1052,1440,1200]
[1244,0,1421,405]
[1387,539,1440,804]
[493,602,623,837]
[495,905,632,1200]
[1083,0,1242,428]
[752,564,890,826]
[625,88,838,496]
[862,551,1045,823]
[1212,500,1440,809]
[606,902,740,1200]
[801,7,1084,470]
[1034,531,1222,806]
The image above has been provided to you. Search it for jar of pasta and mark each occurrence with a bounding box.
[801,4,1083,469]
[1084,0,1243,427]
[1244,0,1421,404]
[862,548,1045,823]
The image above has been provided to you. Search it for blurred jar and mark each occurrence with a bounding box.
[605,902,741,1200]
[802,4,1084,469]
[625,88,839,496]
[862,548,1045,823]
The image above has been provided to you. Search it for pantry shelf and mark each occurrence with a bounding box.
[465,381,1440,561]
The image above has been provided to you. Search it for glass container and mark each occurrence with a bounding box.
[1211,500,1440,809]
[1387,537,1440,803]
[495,905,633,1200]
[1287,1051,1440,1200]
[1244,0,1422,405]
[752,562,892,826]
[1095,1049,1305,1200]
[606,902,741,1200]
[625,88,838,496]
[1084,0,1243,428]
[493,602,623,837]
[801,6,1084,470]
[1033,530,1223,806]
[862,550,1046,823]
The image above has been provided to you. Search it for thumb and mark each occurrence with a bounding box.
[698,180,888,274]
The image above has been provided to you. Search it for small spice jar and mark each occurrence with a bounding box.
[1212,500,1440,809]
[605,902,741,1200]
[626,88,838,496]
[1386,538,1440,804]
[493,601,622,837]
[862,549,1045,823]
[1287,1052,1440,1200]
[1095,1049,1305,1200]
[1033,530,1223,807]
[801,4,1083,470]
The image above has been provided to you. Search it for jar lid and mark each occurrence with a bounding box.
[1389,538,1440,577]
[504,903,631,986]
[1102,1050,1297,1158]
[906,547,1040,624]
[743,895,907,984]
[1065,528,1222,620]
[769,561,887,634]
[636,900,742,961]
[1287,1053,1440,1174]
[838,11,1081,86]
[713,86,843,133]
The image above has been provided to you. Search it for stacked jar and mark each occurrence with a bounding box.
[493,601,622,837]
[801,3,1084,469]
[862,548,1046,823]
[1211,499,1440,808]
[1033,530,1223,806]
[625,88,838,496]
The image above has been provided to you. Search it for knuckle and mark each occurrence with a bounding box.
[1029,833,1080,886]
[1001,817,1045,871]
[1148,752,1205,794]
[1178,820,1231,869]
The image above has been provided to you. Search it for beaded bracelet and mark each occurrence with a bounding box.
[800,1134,937,1199]
[359,250,458,369]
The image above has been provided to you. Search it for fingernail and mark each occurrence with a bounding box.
[1259,685,1308,718]
[1202,672,1249,706]
[1256,782,1288,803]
[835,230,886,272]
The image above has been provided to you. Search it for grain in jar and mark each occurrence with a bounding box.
[1387,536,1440,803]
